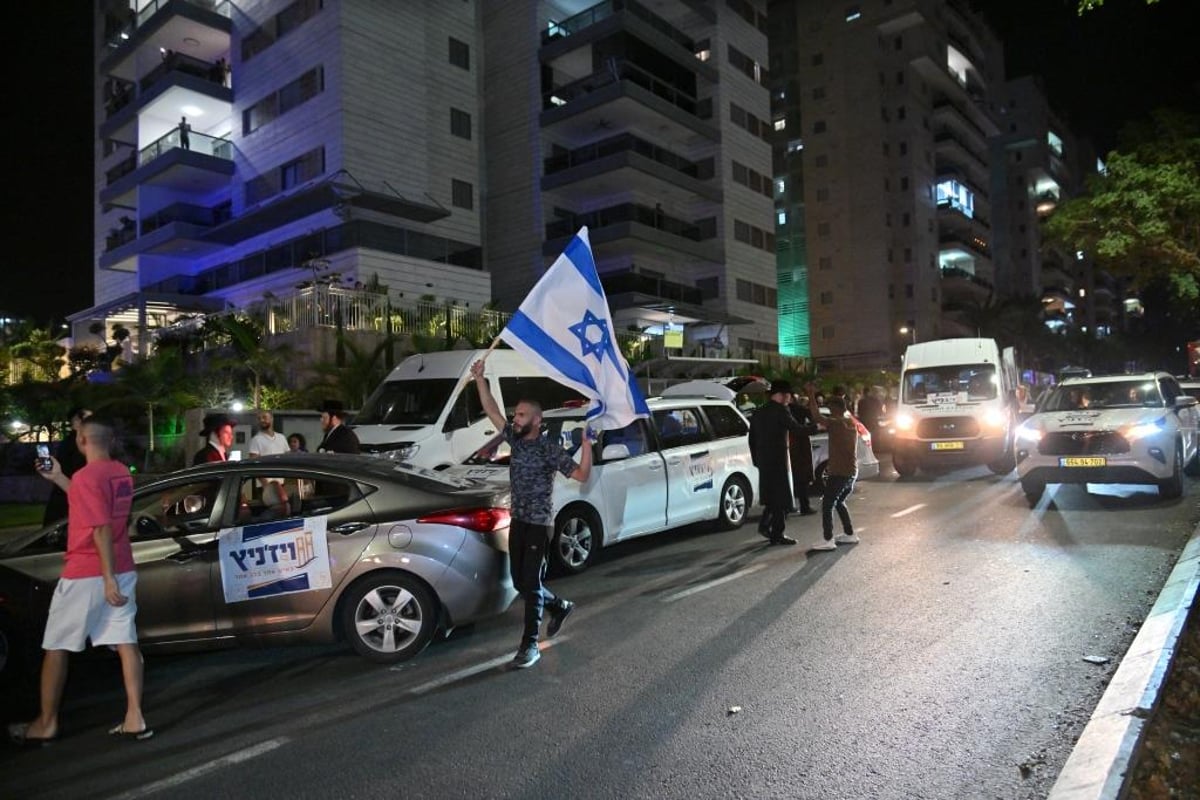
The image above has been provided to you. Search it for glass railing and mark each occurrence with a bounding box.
[139,51,229,92]
[106,0,231,50]
[543,132,709,179]
[138,128,233,166]
[940,266,992,291]
[140,201,230,235]
[545,59,700,117]
[546,202,716,242]
[545,0,693,52]
[105,155,138,186]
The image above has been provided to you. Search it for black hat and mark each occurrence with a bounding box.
[200,413,235,437]
[768,380,793,396]
[318,399,347,417]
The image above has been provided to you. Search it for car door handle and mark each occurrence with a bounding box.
[330,522,370,535]
[647,461,663,471]
[667,458,682,466]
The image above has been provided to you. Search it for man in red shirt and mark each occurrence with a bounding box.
[8,418,151,745]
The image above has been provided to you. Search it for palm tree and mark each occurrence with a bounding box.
[9,326,66,382]
[107,348,199,467]
[208,316,293,409]
[309,337,391,408]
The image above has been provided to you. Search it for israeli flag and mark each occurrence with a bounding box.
[500,227,650,430]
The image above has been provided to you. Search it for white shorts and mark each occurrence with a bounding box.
[42,572,139,652]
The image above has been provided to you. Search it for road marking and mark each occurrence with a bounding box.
[891,503,926,518]
[107,737,288,800]
[662,564,768,603]
[404,636,571,694]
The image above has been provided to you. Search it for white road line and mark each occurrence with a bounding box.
[107,737,288,800]
[404,636,571,694]
[662,564,768,603]
[891,503,926,518]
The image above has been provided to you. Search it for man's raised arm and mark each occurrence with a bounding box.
[470,359,507,431]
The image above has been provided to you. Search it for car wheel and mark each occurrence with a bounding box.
[813,461,828,493]
[1021,478,1044,506]
[552,505,601,575]
[341,572,437,664]
[1159,441,1184,499]
[893,453,917,478]
[717,476,750,530]
[988,442,1016,475]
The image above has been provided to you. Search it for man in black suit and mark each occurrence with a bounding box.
[316,400,360,454]
[748,380,801,545]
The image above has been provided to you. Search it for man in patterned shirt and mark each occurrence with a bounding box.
[471,358,593,669]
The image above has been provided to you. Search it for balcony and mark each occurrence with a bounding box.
[932,97,989,153]
[601,269,704,306]
[542,132,720,203]
[100,53,232,144]
[100,201,233,269]
[541,59,719,145]
[103,0,232,80]
[940,266,993,302]
[542,0,716,82]
[939,230,990,259]
[934,129,989,183]
[100,127,234,208]
[544,202,721,264]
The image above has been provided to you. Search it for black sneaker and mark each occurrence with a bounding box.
[512,645,541,669]
[769,536,798,546]
[547,601,574,638]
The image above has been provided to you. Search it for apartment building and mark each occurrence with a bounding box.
[82,0,487,353]
[482,0,779,356]
[990,76,1117,337]
[770,0,1005,368]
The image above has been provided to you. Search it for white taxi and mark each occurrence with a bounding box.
[455,394,758,574]
[1014,372,1200,504]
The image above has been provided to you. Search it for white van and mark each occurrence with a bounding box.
[353,349,583,469]
[890,338,1019,477]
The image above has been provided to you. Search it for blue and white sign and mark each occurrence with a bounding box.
[218,516,332,603]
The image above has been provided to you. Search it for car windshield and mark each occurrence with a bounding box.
[1040,380,1164,411]
[355,379,457,425]
[902,364,997,403]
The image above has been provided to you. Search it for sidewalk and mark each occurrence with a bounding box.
[1047,521,1200,799]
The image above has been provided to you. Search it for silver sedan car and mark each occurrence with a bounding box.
[0,455,517,680]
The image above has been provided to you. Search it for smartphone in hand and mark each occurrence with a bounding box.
[36,444,52,473]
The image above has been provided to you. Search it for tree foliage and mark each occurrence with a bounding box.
[1044,110,1200,300]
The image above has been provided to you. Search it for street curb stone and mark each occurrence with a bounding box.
[1047,520,1200,800]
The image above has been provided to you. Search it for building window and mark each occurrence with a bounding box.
[450,108,472,139]
[246,145,326,206]
[888,284,895,299]
[777,210,787,225]
[845,6,861,22]
[812,86,826,100]
[899,141,908,155]
[896,70,905,85]
[902,212,910,227]
[817,222,830,237]
[732,161,749,183]
[695,38,711,62]
[813,120,826,134]
[905,283,913,298]
[773,118,787,131]
[734,220,751,244]
[904,247,912,262]
[243,66,324,134]
[697,276,719,298]
[452,179,473,209]
[816,187,829,202]
[449,37,470,70]
[242,0,323,63]
[897,105,906,120]
[821,325,835,340]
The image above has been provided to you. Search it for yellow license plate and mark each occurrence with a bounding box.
[930,441,965,451]
[1060,456,1107,467]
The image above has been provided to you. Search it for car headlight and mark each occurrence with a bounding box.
[1123,417,1167,442]
[893,413,915,431]
[380,444,419,462]
[1014,422,1043,444]
[982,408,1007,428]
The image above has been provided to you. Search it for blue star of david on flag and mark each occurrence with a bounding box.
[568,309,611,362]
[498,227,650,430]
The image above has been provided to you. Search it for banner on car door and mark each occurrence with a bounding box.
[689,451,714,492]
[217,515,332,603]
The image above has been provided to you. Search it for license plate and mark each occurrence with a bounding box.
[1060,456,1106,467]
[930,441,964,451]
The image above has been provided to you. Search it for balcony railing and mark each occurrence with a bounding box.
[940,266,993,292]
[105,155,138,186]
[106,0,232,50]
[141,201,232,235]
[103,79,136,118]
[939,232,990,258]
[546,202,716,242]
[545,59,701,117]
[138,127,232,167]
[601,269,703,305]
[544,132,712,180]
[934,129,988,172]
[544,0,694,52]
[139,51,229,92]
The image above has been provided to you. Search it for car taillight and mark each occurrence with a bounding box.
[416,507,511,533]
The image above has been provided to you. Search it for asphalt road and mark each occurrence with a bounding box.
[2,462,1197,800]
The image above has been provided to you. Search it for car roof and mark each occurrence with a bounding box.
[1058,372,1171,386]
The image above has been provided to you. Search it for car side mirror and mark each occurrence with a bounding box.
[1175,395,1198,409]
[602,443,630,461]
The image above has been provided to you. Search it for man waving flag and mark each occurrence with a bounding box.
[498,227,650,430]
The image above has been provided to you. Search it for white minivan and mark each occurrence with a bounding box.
[353,349,583,469]
[451,394,759,574]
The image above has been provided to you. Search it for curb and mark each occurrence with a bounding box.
[1047,520,1200,800]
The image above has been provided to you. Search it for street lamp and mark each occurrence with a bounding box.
[899,325,916,343]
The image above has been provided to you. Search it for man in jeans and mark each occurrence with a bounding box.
[9,418,151,745]
[471,359,593,669]
[805,383,859,551]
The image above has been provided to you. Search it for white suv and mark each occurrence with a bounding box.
[1014,372,1200,504]
[453,397,758,574]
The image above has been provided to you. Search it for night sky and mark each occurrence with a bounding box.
[8,1,1198,325]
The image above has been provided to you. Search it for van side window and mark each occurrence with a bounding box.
[499,377,585,415]
[703,405,749,439]
[653,408,708,449]
[601,420,650,457]
[446,381,485,429]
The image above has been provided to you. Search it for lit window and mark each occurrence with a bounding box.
[775,178,786,194]
[1076,250,1085,261]
[773,118,786,131]
[845,7,861,21]
[786,139,804,153]
[935,179,974,218]
[696,48,711,62]
[777,210,787,225]
[1047,130,1064,157]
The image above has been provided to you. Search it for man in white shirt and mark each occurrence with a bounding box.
[248,411,289,458]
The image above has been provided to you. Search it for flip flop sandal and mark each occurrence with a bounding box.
[108,724,154,741]
[7,722,58,747]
